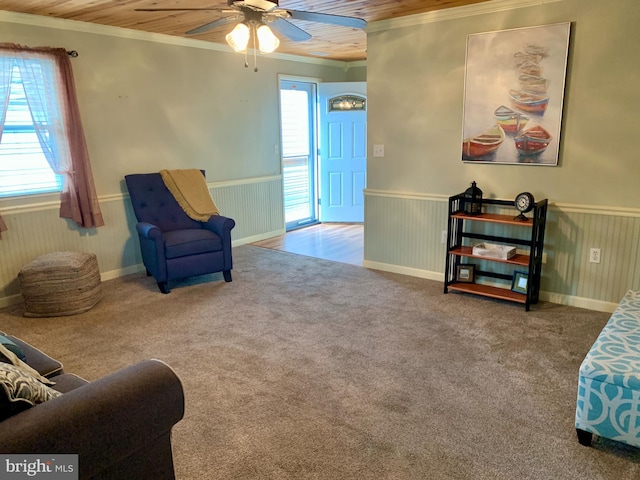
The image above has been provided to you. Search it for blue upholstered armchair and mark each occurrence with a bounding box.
[125,172,235,294]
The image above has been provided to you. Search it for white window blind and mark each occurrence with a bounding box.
[280,89,310,157]
[0,62,63,197]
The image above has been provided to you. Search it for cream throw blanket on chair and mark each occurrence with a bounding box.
[160,169,220,222]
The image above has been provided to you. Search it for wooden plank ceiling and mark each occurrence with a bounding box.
[1,0,490,61]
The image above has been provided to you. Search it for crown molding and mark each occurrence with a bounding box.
[367,0,565,33]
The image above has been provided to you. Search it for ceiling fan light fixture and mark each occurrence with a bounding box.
[226,22,250,52]
[256,24,279,53]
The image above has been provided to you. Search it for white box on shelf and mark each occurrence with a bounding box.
[472,243,517,260]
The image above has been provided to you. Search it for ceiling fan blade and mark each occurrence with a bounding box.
[186,16,240,36]
[269,18,312,42]
[286,10,367,29]
[135,8,222,12]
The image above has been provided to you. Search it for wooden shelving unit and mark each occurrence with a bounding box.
[444,194,548,311]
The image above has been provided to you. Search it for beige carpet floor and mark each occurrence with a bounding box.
[1,245,639,479]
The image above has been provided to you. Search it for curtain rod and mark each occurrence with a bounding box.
[67,50,78,57]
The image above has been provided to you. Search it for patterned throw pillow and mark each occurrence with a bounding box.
[0,363,62,421]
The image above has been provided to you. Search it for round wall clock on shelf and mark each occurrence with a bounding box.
[514,192,535,221]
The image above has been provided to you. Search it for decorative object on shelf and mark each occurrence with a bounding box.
[461,22,570,165]
[463,181,483,215]
[456,264,476,283]
[472,243,517,260]
[514,191,535,221]
[511,271,529,294]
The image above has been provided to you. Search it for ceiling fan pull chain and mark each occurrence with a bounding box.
[252,24,259,72]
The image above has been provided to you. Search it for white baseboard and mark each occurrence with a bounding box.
[540,292,618,313]
[0,234,284,307]
[0,293,22,309]
[1,251,618,314]
[0,264,147,309]
[233,229,285,247]
[100,264,146,281]
[363,260,444,282]
[363,260,618,313]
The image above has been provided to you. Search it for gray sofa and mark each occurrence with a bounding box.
[0,333,185,479]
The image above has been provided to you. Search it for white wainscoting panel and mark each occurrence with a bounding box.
[364,189,640,312]
[364,190,450,276]
[210,176,285,244]
[0,176,285,306]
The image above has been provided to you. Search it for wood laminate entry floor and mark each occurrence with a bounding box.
[250,223,364,266]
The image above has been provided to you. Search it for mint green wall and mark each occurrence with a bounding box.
[367,0,639,206]
[365,0,640,311]
[1,2,637,311]
[0,13,354,305]
[0,13,352,195]
[345,63,367,82]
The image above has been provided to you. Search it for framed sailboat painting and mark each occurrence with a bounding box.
[461,22,571,165]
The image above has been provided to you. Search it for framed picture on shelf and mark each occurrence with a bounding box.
[456,264,475,283]
[511,271,529,294]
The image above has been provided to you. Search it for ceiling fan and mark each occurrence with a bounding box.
[135,0,367,44]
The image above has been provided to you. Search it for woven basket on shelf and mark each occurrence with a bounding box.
[18,252,102,318]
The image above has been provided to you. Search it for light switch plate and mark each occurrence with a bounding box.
[373,144,384,157]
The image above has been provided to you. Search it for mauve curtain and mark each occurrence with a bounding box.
[0,44,104,233]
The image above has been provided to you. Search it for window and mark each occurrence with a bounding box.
[0,58,63,197]
[328,95,366,112]
[0,45,103,230]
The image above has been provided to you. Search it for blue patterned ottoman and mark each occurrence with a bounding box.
[575,290,640,447]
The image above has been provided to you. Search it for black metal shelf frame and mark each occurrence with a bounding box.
[444,194,548,311]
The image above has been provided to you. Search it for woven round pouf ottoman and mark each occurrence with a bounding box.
[18,252,102,318]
